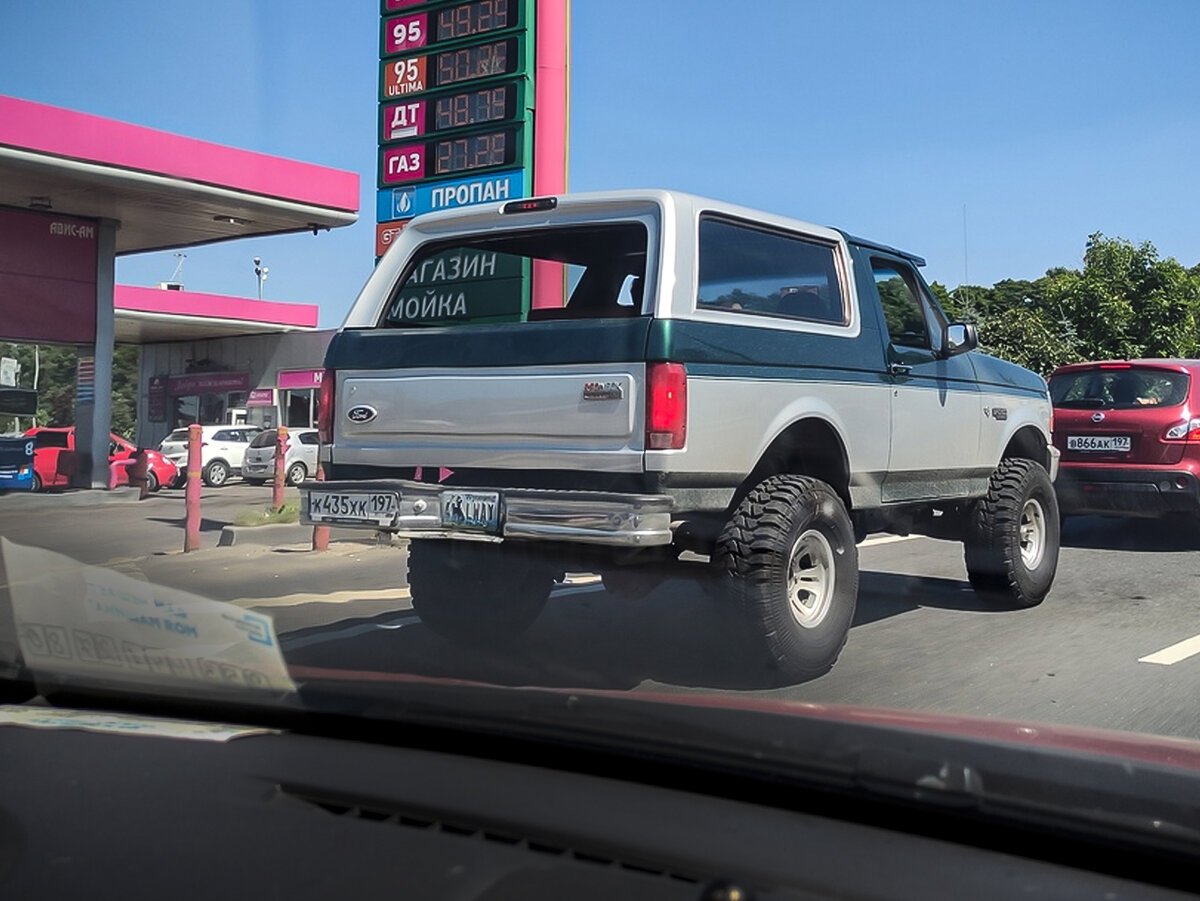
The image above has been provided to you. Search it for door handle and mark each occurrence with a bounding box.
[889,363,913,376]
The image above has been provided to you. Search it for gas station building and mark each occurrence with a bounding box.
[0,94,359,487]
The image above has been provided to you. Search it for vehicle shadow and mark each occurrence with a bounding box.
[145,516,228,533]
[1060,515,1200,552]
[281,567,1001,695]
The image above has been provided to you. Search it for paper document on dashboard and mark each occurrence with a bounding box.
[1,538,295,693]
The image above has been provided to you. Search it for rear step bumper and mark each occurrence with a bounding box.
[301,479,674,547]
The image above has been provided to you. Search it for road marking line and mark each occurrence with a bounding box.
[859,535,920,548]
[1139,634,1200,666]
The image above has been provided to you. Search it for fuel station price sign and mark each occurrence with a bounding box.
[381,127,520,185]
[381,81,523,142]
[382,0,523,57]
[382,36,522,98]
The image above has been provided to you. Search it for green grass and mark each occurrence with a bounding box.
[233,501,300,527]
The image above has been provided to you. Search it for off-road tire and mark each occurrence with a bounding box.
[715,475,858,684]
[964,458,1059,608]
[202,459,230,487]
[408,540,555,645]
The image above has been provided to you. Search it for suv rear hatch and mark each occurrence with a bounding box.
[324,219,659,478]
[1050,363,1193,466]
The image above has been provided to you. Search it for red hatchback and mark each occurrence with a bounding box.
[1048,360,1200,519]
[26,427,178,492]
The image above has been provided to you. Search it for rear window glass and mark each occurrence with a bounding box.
[697,217,846,324]
[165,429,189,442]
[250,429,278,448]
[379,224,648,328]
[1050,368,1190,409]
[34,431,70,449]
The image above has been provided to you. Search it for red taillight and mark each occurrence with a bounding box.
[317,368,335,444]
[647,362,687,450]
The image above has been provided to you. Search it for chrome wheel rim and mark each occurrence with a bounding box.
[787,529,835,628]
[1019,498,1046,569]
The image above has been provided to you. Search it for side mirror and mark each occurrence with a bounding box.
[943,322,978,358]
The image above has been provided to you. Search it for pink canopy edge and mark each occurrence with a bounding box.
[116,284,318,329]
[0,94,358,213]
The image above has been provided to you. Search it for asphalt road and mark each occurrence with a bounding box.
[2,484,1199,740]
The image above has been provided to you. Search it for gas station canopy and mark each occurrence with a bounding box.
[0,94,359,254]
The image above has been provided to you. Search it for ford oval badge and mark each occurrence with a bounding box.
[347,405,378,424]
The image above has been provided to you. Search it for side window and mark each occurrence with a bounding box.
[299,432,320,446]
[213,430,234,442]
[697,218,846,324]
[871,259,931,349]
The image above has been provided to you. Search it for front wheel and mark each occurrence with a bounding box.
[715,475,858,684]
[964,458,1059,608]
[202,459,230,487]
[407,541,555,645]
[146,469,159,492]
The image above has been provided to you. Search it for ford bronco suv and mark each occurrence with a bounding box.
[303,190,1060,682]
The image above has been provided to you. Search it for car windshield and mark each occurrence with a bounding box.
[3,4,1200,892]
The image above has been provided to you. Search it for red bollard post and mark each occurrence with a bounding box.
[184,423,202,552]
[130,448,150,500]
[272,425,289,511]
[311,462,330,552]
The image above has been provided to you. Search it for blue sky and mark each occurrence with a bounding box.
[2,1,1198,327]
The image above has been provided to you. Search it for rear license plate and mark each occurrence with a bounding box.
[441,490,501,532]
[1067,435,1131,452]
[308,491,399,526]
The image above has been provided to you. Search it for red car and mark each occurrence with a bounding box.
[1048,359,1200,518]
[25,427,178,492]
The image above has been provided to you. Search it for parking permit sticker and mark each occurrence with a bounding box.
[0,538,296,694]
[0,705,277,742]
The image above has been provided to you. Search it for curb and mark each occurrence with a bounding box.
[0,487,144,509]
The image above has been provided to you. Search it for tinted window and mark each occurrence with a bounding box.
[1050,368,1190,409]
[213,430,235,442]
[697,218,846,324]
[871,260,930,349]
[34,431,70,449]
[381,224,648,328]
[250,429,278,448]
[299,432,320,445]
[165,429,189,442]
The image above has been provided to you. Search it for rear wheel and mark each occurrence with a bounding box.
[964,458,1059,607]
[31,472,42,492]
[407,541,555,645]
[714,475,858,684]
[202,459,230,487]
[286,461,308,486]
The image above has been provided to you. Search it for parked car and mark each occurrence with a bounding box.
[1048,359,1200,519]
[157,425,261,487]
[25,427,177,492]
[242,427,320,486]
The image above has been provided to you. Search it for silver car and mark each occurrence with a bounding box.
[241,427,320,486]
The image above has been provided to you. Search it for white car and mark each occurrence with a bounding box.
[241,427,320,486]
[157,425,262,487]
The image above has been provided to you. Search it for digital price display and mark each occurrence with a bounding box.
[382,83,519,142]
[382,38,519,98]
[381,128,518,185]
[433,129,514,175]
[384,1,516,57]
